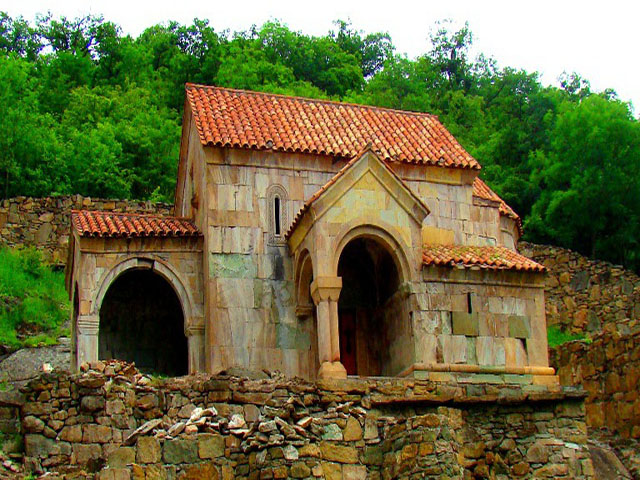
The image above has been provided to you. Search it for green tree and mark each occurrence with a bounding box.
[528,95,640,268]
[0,12,42,59]
[0,56,65,197]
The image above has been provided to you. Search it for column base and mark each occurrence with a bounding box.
[318,361,348,379]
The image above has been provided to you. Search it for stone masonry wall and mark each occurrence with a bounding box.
[0,196,172,265]
[550,332,640,439]
[14,360,592,479]
[522,242,640,439]
[519,242,640,336]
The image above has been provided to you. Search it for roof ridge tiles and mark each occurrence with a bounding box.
[185,83,439,120]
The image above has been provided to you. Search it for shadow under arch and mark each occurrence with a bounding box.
[91,256,193,376]
[332,222,415,377]
[331,221,413,284]
[92,256,194,323]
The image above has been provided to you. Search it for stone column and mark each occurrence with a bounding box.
[76,314,99,369]
[186,323,205,374]
[311,276,346,379]
[329,299,340,362]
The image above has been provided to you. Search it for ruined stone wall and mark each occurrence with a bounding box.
[522,242,640,438]
[550,332,640,439]
[519,242,640,336]
[0,196,172,265]
[15,361,593,479]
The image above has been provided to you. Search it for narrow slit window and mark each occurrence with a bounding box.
[267,184,288,245]
[467,292,473,314]
[274,196,281,236]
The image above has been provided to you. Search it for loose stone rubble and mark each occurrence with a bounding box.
[10,360,593,479]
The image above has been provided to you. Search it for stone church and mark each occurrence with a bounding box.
[66,84,555,384]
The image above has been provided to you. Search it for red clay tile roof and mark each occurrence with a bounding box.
[423,245,545,272]
[185,84,481,170]
[285,146,430,239]
[71,210,200,238]
[472,178,522,234]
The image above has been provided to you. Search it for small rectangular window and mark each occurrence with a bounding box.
[274,196,281,236]
[467,292,473,314]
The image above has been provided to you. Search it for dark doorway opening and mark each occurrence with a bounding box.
[99,269,188,376]
[337,237,403,376]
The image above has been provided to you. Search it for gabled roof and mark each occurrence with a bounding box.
[286,147,430,240]
[71,210,200,239]
[423,245,545,272]
[185,84,481,170]
[472,178,522,234]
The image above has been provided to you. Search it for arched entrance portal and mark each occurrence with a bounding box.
[337,237,402,376]
[99,269,188,376]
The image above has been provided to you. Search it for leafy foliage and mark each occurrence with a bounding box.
[0,247,69,349]
[547,325,590,348]
[0,13,639,270]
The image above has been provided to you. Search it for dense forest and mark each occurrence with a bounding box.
[1,13,639,271]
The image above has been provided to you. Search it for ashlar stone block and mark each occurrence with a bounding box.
[451,312,479,337]
[508,315,531,339]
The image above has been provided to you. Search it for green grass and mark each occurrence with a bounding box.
[0,247,69,350]
[547,325,590,348]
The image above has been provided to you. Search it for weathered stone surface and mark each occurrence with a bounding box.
[162,439,198,464]
[320,442,358,463]
[81,395,106,412]
[363,418,378,440]
[137,436,161,464]
[107,447,135,468]
[290,462,311,478]
[508,316,531,339]
[83,424,112,443]
[23,415,45,433]
[198,433,224,459]
[59,424,83,443]
[526,441,549,464]
[343,417,362,441]
[180,463,219,480]
[282,444,299,461]
[97,468,131,480]
[451,312,479,336]
[321,462,342,480]
[342,464,367,480]
[25,434,55,458]
[73,443,102,465]
[322,423,343,441]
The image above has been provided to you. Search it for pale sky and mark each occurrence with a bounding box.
[5,0,640,113]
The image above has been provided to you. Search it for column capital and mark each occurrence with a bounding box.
[77,315,99,335]
[185,324,205,336]
[185,316,205,336]
[310,276,342,305]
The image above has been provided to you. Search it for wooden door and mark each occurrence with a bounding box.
[339,310,357,375]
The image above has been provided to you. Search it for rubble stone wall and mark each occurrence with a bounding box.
[550,331,640,439]
[0,196,172,265]
[16,362,593,479]
[519,242,640,336]
[521,242,640,438]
